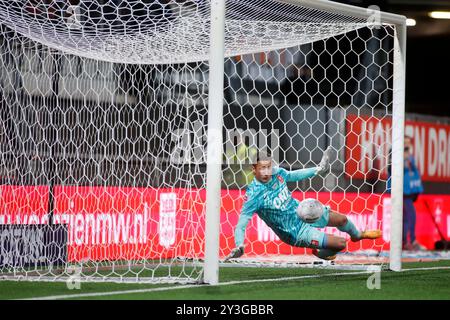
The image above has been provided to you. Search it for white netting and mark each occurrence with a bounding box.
[0,0,369,64]
[0,0,397,284]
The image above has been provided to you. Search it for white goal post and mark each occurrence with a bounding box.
[204,0,406,284]
[0,0,406,285]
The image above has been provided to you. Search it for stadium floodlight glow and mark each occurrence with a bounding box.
[429,11,450,19]
[406,18,416,26]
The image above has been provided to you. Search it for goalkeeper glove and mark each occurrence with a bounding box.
[224,246,244,261]
[318,146,332,174]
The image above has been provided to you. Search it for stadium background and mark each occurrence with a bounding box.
[0,0,450,302]
[0,0,449,267]
[0,0,449,301]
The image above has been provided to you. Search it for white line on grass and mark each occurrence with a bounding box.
[20,271,373,300]
[401,266,450,272]
[22,266,450,300]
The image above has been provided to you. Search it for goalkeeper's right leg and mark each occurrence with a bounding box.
[298,225,346,260]
[311,234,346,260]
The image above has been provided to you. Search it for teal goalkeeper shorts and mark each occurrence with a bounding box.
[294,205,330,249]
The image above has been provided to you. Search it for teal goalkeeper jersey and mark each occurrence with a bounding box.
[234,166,320,247]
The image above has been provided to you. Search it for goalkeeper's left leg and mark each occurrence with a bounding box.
[327,211,382,242]
[301,210,382,260]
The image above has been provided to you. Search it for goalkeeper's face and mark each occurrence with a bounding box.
[253,160,273,183]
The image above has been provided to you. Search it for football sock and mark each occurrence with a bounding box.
[338,219,361,239]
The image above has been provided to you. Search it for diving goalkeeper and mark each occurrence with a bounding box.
[225,147,382,261]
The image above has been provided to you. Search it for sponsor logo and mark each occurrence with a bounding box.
[272,186,290,209]
[345,114,450,182]
[159,193,177,248]
[277,175,284,183]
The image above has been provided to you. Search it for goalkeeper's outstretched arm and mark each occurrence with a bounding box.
[225,190,259,261]
[234,213,253,249]
[224,214,251,261]
[283,146,332,182]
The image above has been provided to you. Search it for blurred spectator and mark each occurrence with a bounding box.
[388,135,426,251]
[223,135,257,189]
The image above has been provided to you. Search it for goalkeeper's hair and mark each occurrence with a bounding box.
[253,150,272,165]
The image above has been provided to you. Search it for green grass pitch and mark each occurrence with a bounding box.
[0,260,449,300]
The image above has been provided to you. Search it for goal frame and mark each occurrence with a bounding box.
[203,0,407,284]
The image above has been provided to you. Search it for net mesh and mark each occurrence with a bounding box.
[0,0,369,64]
[0,0,395,283]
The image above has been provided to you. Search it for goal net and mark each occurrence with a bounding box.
[0,0,405,284]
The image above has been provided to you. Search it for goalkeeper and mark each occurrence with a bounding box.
[225,147,382,261]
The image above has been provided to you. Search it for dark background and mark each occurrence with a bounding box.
[0,0,448,194]
[334,0,450,116]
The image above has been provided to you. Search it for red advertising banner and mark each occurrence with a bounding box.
[52,186,206,262]
[50,187,389,260]
[0,185,49,224]
[346,114,450,182]
[1,185,449,262]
